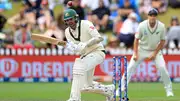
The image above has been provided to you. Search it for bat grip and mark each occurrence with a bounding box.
[58,41,66,46]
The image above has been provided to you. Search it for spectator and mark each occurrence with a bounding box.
[169,0,180,8]
[24,0,42,9]
[151,0,168,13]
[109,0,119,21]
[170,16,179,26]
[7,8,33,32]
[118,0,140,21]
[47,0,56,19]
[23,3,36,30]
[0,32,6,48]
[13,23,33,49]
[47,0,65,19]
[69,0,85,20]
[57,12,66,31]
[118,12,138,48]
[0,12,7,32]
[37,0,53,32]
[0,10,7,48]
[106,36,121,55]
[44,21,64,48]
[139,0,152,20]
[24,0,42,20]
[166,16,180,49]
[109,0,123,34]
[113,17,123,35]
[0,0,12,10]
[81,0,110,11]
[91,0,110,31]
[167,16,179,31]
[63,0,71,5]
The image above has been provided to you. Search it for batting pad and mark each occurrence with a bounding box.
[69,74,83,101]
[69,58,85,100]
[73,58,85,75]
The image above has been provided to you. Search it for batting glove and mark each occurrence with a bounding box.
[76,42,87,54]
[66,41,78,52]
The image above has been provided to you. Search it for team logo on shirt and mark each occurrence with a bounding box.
[65,13,69,17]
[144,30,147,35]
[89,26,95,30]
[156,32,159,34]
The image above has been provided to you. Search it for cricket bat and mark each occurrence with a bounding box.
[31,34,66,46]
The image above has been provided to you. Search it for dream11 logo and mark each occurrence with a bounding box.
[0,58,18,77]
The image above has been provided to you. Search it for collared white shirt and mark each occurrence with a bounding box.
[65,20,104,55]
[69,22,80,38]
[147,19,158,32]
[135,20,166,50]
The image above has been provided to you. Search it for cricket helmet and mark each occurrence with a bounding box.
[148,8,158,16]
[63,9,79,22]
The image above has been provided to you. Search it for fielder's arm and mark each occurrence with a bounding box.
[154,40,165,55]
[134,23,142,60]
[153,25,166,55]
[133,38,139,55]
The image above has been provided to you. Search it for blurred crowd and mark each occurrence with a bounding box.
[0,0,180,55]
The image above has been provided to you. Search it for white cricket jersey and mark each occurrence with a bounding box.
[135,20,166,51]
[65,20,105,55]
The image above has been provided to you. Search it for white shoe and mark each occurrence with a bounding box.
[67,96,81,101]
[166,90,174,97]
[67,99,81,101]
[105,84,115,101]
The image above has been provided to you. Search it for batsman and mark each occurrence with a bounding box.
[63,9,115,101]
[116,8,174,97]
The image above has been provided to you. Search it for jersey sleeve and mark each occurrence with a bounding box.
[160,25,166,40]
[86,21,101,37]
[135,23,142,39]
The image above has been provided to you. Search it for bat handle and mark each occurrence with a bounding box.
[58,41,66,46]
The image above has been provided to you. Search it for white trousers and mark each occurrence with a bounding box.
[121,48,172,90]
[81,50,105,86]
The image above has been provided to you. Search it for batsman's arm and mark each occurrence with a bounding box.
[86,37,103,47]
[85,21,104,47]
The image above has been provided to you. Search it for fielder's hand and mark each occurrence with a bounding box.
[133,54,138,61]
[148,52,157,60]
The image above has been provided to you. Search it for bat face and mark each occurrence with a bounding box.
[31,34,66,46]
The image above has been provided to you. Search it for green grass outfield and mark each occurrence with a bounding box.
[0,82,179,101]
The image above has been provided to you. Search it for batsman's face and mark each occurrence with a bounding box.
[64,18,76,29]
[148,15,157,24]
